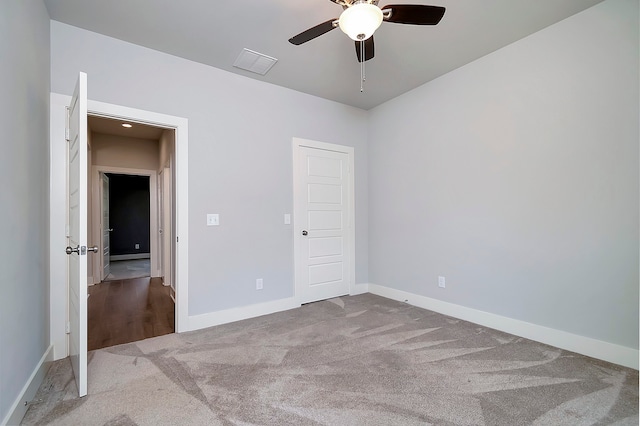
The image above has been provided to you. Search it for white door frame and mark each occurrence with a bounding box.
[91,166,159,282]
[50,93,190,360]
[159,164,174,291]
[292,137,356,304]
[100,172,111,280]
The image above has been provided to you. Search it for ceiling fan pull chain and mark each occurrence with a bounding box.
[360,40,365,92]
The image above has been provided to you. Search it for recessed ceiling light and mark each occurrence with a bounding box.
[121,123,132,128]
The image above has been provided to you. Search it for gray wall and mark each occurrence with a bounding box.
[368,0,638,349]
[50,21,369,316]
[0,0,51,421]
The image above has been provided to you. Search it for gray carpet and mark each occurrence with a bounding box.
[22,294,638,425]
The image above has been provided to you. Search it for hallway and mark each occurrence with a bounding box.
[104,258,151,281]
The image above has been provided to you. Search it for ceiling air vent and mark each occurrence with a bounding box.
[233,48,278,76]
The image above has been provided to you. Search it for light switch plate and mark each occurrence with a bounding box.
[207,214,219,226]
[284,214,291,225]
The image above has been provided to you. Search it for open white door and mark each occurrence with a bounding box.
[66,72,88,397]
[101,172,111,280]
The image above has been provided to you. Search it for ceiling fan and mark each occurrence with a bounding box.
[288,0,446,63]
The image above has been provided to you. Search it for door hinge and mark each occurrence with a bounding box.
[65,127,70,141]
[65,322,71,334]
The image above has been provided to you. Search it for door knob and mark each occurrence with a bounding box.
[88,246,99,253]
[302,230,308,236]
[65,245,79,255]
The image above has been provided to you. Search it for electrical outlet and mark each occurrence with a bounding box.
[135,243,140,249]
[438,276,446,288]
[256,278,263,290]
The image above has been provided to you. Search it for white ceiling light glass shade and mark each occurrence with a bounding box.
[338,3,383,41]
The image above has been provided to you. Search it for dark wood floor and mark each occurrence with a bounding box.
[88,277,175,351]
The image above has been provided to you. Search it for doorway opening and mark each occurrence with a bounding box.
[103,174,151,281]
[87,115,176,350]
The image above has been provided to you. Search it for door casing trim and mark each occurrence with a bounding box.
[92,166,158,283]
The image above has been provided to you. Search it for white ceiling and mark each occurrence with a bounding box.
[44,0,604,110]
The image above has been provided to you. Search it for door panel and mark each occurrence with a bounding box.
[309,262,343,285]
[67,72,88,397]
[309,237,343,258]
[295,144,351,303]
[308,184,342,204]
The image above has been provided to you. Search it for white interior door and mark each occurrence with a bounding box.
[294,142,353,304]
[66,72,88,397]
[101,172,111,279]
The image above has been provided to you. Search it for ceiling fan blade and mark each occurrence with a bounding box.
[288,19,338,45]
[355,36,375,63]
[381,5,446,25]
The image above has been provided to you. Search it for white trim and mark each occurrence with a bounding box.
[2,345,53,426]
[368,284,639,370]
[292,137,356,304]
[86,100,189,333]
[91,165,158,281]
[50,93,189,360]
[186,298,300,332]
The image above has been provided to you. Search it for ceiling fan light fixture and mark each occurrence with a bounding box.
[338,2,383,41]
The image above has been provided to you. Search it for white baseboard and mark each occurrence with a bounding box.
[186,284,371,332]
[186,297,300,332]
[2,345,54,426]
[368,284,639,370]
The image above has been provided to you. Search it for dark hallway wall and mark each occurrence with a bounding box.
[108,174,150,256]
